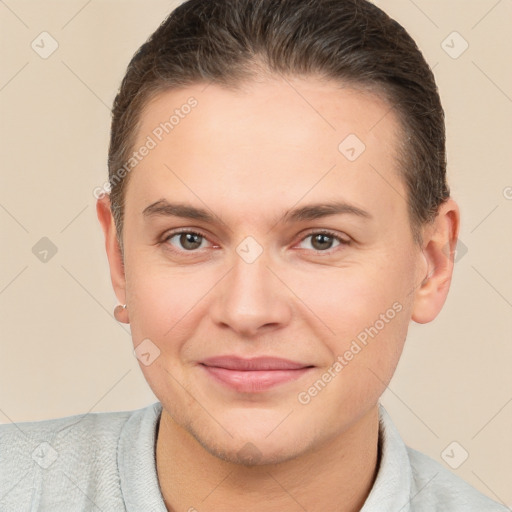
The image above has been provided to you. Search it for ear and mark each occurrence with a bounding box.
[411,198,460,324]
[96,194,126,305]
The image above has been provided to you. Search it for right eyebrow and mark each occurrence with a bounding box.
[282,201,372,223]
[142,200,215,222]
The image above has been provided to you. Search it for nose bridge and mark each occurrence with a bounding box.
[210,236,291,334]
[230,245,271,301]
[229,238,275,307]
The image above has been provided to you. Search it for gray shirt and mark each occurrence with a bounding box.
[0,402,507,511]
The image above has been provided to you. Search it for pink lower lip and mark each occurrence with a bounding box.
[200,365,313,393]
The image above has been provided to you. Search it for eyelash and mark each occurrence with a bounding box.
[160,228,351,256]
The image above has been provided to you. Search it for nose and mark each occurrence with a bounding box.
[209,248,293,338]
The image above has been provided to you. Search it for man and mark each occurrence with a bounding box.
[1,0,507,510]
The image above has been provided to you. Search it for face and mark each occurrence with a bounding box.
[111,77,430,464]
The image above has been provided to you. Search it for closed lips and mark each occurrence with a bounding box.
[198,356,315,393]
[200,356,313,371]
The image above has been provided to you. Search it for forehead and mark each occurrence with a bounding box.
[126,77,406,225]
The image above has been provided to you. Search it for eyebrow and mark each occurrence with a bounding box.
[142,199,372,224]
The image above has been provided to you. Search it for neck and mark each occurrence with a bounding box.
[156,405,380,512]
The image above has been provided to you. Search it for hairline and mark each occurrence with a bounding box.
[111,72,430,257]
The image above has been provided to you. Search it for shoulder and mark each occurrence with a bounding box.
[0,406,135,468]
[0,402,162,511]
[406,445,508,512]
[0,405,136,440]
[369,405,508,512]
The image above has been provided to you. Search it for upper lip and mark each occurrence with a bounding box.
[200,356,312,371]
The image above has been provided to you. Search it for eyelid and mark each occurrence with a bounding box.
[160,228,351,254]
[161,227,216,248]
[299,228,350,243]
[294,228,351,253]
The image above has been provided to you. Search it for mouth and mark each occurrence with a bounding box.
[199,356,315,393]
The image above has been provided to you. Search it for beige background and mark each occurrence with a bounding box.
[1,0,511,506]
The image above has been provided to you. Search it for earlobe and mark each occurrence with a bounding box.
[96,194,127,305]
[411,198,460,324]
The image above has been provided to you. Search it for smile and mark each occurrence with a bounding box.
[199,356,315,393]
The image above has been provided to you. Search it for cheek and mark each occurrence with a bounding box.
[298,254,414,390]
[124,264,202,409]
[125,259,212,341]
[302,256,413,334]
[297,302,410,423]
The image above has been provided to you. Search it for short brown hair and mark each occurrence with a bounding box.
[108,0,449,254]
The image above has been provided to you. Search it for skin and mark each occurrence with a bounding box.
[97,76,459,512]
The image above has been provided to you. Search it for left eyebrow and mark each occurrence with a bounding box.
[282,201,372,223]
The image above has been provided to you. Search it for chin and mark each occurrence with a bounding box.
[200,435,304,467]
[186,417,311,467]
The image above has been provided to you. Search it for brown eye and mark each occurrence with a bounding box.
[297,231,349,252]
[166,231,206,251]
[310,233,336,251]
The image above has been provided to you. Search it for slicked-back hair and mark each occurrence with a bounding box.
[108,0,449,254]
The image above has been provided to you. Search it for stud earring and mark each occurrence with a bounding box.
[114,303,129,323]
